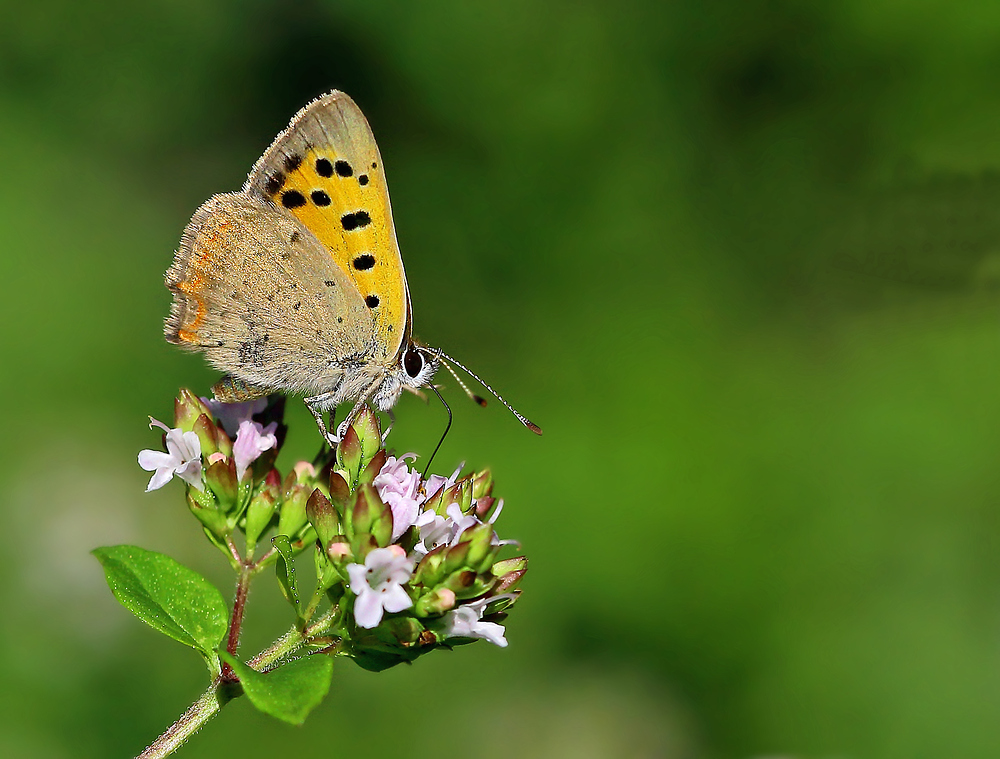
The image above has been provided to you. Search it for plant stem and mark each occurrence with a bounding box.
[135,607,340,759]
[220,566,252,681]
[136,683,228,759]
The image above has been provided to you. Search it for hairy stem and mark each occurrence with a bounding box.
[221,566,252,681]
[136,683,229,759]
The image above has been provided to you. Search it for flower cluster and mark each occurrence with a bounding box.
[137,389,526,670]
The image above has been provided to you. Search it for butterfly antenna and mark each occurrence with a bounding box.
[441,359,488,407]
[423,383,452,479]
[436,350,542,435]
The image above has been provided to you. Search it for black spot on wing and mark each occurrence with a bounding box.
[358,174,369,186]
[264,173,284,195]
[324,280,336,287]
[335,160,353,177]
[311,190,331,206]
[284,154,302,172]
[238,335,269,366]
[281,190,306,209]
[315,157,333,177]
[365,295,379,309]
[353,254,375,270]
[341,211,371,231]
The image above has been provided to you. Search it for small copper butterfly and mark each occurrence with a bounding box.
[164,91,540,443]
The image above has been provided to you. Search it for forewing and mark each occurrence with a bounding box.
[245,91,408,363]
[165,193,374,395]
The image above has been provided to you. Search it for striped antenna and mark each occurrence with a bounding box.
[441,359,487,407]
[436,350,542,435]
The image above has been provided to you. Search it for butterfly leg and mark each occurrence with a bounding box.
[382,409,395,443]
[304,393,341,446]
[335,379,384,441]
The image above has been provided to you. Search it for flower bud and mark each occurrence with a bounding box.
[441,541,472,576]
[264,468,281,489]
[472,468,493,499]
[326,539,353,564]
[174,389,213,432]
[442,569,476,594]
[336,425,363,484]
[358,448,387,486]
[473,495,495,520]
[494,568,526,595]
[244,487,277,554]
[293,460,317,483]
[459,572,498,600]
[492,556,527,576]
[204,457,238,511]
[352,407,382,472]
[462,522,498,572]
[414,546,447,587]
[415,587,456,617]
[306,489,339,545]
[191,413,221,457]
[186,488,229,540]
[351,484,392,548]
[277,484,309,538]
[426,478,473,516]
[328,471,351,516]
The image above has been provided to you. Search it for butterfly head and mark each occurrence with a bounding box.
[372,344,439,411]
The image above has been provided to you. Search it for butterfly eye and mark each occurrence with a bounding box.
[403,347,424,378]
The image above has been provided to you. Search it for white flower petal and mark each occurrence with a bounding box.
[354,591,384,629]
[381,585,413,614]
[473,621,508,647]
[145,468,174,492]
[347,563,369,592]
[176,461,204,491]
[138,450,174,471]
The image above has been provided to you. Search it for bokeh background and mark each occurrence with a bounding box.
[4,1,1000,757]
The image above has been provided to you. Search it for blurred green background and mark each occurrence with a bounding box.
[4,1,1000,756]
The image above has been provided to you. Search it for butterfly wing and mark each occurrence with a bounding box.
[245,91,409,365]
[165,193,375,395]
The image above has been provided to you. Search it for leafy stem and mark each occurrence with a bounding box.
[138,607,340,759]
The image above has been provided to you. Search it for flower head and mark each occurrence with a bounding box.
[138,418,204,492]
[232,420,278,481]
[348,546,414,629]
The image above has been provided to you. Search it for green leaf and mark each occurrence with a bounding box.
[92,545,228,656]
[272,535,300,616]
[219,652,333,725]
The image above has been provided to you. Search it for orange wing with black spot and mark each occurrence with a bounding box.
[244,91,408,363]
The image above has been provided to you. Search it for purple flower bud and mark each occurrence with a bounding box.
[232,420,278,481]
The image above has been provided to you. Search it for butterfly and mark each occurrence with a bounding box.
[164,90,540,443]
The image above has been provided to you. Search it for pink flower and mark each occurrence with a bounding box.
[347,546,413,628]
[373,453,422,541]
[232,420,278,481]
[138,418,204,492]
